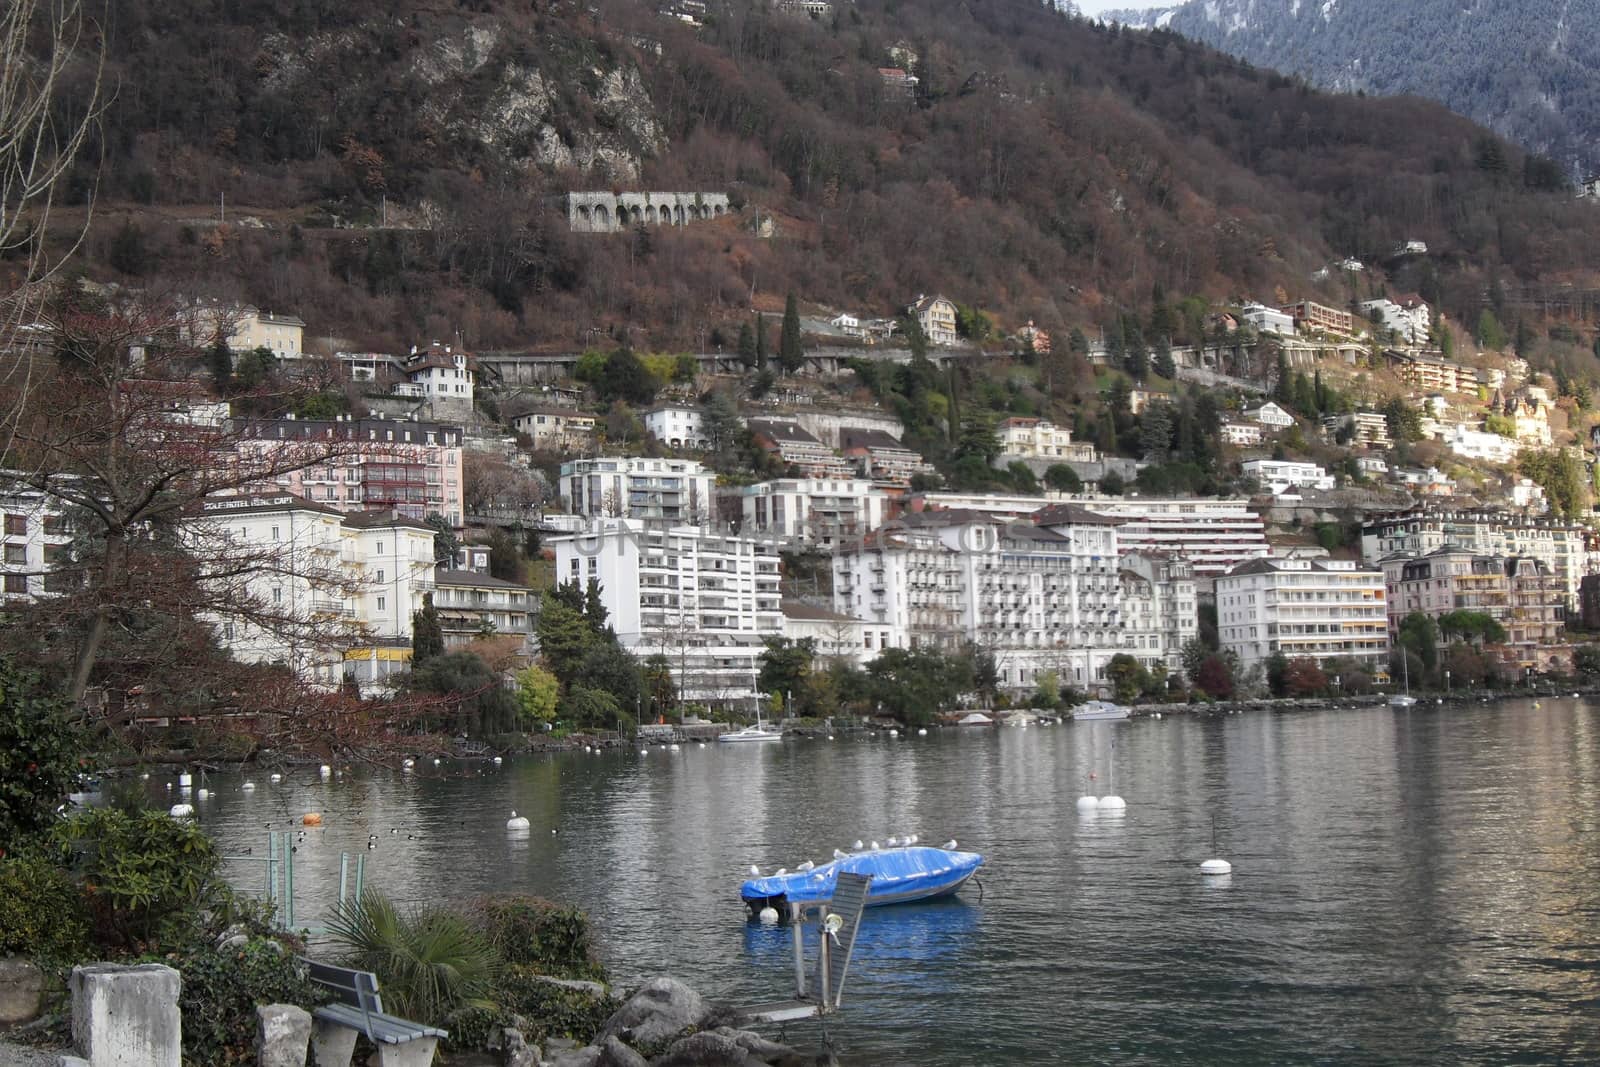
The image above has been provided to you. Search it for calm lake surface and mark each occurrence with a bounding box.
[189,698,1600,1065]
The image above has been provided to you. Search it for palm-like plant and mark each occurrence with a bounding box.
[325,890,499,1023]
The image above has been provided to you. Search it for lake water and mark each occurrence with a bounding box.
[188,698,1600,1065]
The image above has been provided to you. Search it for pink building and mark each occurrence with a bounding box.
[239,416,465,527]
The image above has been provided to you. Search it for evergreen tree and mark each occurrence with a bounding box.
[1313,369,1326,413]
[583,578,611,636]
[423,513,459,566]
[1272,351,1292,404]
[1139,403,1173,461]
[779,291,804,373]
[1153,341,1175,381]
[1476,309,1506,350]
[411,593,445,666]
[208,336,233,392]
[755,313,768,370]
[737,321,757,368]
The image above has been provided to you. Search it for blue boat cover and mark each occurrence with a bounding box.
[740,845,983,905]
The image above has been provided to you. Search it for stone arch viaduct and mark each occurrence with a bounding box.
[566,191,731,232]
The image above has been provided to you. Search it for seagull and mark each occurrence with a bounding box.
[853,839,864,850]
[943,839,958,850]
[869,840,880,850]
[749,865,761,876]
[775,868,787,876]
[833,849,848,859]
[887,836,900,846]
[798,860,815,871]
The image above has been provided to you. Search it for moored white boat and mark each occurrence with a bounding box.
[717,721,784,743]
[1073,700,1131,722]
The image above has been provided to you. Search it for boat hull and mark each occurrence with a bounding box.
[717,730,783,743]
[740,846,983,915]
[1073,701,1131,722]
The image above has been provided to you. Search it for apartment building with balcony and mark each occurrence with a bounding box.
[1216,558,1389,676]
[832,508,1194,696]
[747,419,856,479]
[1380,547,1565,665]
[839,428,934,487]
[512,407,597,452]
[1241,459,1336,493]
[432,569,537,653]
[240,416,466,527]
[1361,508,1593,615]
[1035,497,1270,586]
[191,495,436,688]
[550,520,782,706]
[995,417,1097,463]
[0,485,74,601]
[1281,300,1355,336]
[560,457,717,524]
[723,477,891,546]
[1387,352,1478,393]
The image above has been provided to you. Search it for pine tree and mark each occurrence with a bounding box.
[208,335,233,392]
[737,321,756,368]
[1273,352,1291,403]
[1313,369,1326,413]
[755,314,768,370]
[779,291,803,373]
[411,593,445,666]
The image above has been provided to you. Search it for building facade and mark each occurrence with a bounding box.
[724,478,891,546]
[241,417,466,528]
[1282,300,1355,336]
[996,418,1097,462]
[432,570,537,653]
[839,428,933,487]
[560,457,716,523]
[551,520,782,706]
[1241,459,1336,492]
[0,486,72,601]
[1037,497,1271,584]
[747,418,855,478]
[1381,548,1565,671]
[1217,558,1389,676]
[905,294,959,347]
[512,407,597,452]
[643,404,710,450]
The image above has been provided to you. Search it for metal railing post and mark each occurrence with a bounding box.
[338,852,349,911]
[285,841,295,930]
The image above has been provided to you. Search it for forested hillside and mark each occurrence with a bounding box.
[32,0,1600,352]
[1106,0,1600,177]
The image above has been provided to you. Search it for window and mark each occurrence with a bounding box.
[4,514,26,536]
[377,596,386,611]
[377,541,384,554]
[272,587,283,604]
[377,569,385,583]
[4,574,25,594]
[271,525,281,541]
[4,545,26,564]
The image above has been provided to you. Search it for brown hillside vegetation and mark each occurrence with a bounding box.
[28,0,1600,351]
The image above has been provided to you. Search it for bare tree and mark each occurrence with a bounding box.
[1,0,106,407]
[0,289,381,706]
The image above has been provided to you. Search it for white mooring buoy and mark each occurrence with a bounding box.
[1099,795,1127,811]
[1200,858,1233,876]
[1076,795,1100,813]
[758,906,780,925]
[506,811,530,831]
[169,803,195,819]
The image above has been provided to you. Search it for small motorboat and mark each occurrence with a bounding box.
[741,844,983,916]
[955,712,995,727]
[1073,700,1131,722]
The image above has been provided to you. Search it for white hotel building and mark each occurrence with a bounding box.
[551,520,782,706]
[832,509,1196,696]
[1216,558,1389,676]
[1035,498,1270,586]
[560,457,717,524]
[723,477,891,547]
[191,496,437,689]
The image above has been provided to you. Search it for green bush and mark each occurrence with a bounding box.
[161,937,322,1066]
[0,851,91,963]
[472,896,606,980]
[442,1004,531,1054]
[0,662,91,845]
[52,808,225,950]
[495,965,618,1044]
[325,891,499,1024]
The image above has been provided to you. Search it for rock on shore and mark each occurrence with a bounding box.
[549,976,818,1067]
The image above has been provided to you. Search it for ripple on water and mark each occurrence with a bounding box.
[192,700,1600,1065]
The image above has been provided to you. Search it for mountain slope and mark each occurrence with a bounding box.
[31,0,1600,355]
[1106,0,1600,175]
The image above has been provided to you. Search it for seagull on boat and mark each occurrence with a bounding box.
[887,836,899,846]
[943,839,958,850]
[832,849,847,859]
[853,839,864,850]
[798,860,815,871]
[869,840,880,851]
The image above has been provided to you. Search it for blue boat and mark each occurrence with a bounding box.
[741,845,984,916]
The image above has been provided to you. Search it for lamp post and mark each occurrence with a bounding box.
[1445,669,1451,694]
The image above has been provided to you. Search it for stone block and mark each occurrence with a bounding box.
[310,1017,358,1067]
[69,963,181,1067]
[374,1035,439,1067]
[596,977,708,1047]
[0,957,45,1027]
[257,1003,312,1067]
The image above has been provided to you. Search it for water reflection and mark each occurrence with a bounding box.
[189,700,1600,1065]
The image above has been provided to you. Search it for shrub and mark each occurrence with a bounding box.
[325,891,499,1024]
[0,662,91,845]
[0,851,91,963]
[473,896,606,980]
[53,808,225,951]
[495,966,618,1045]
[161,937,322,1066]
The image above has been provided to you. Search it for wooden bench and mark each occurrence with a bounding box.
[303,959,448,1067]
